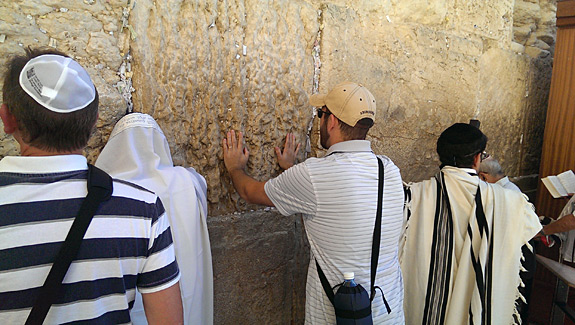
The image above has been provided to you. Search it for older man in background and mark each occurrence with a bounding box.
[478,157,521,192]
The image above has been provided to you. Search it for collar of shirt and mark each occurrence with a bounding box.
[441,166,478,177]
[325,140,372,156]
[460,167,478,176]
[0,155,88,173]
[496,176,510,186]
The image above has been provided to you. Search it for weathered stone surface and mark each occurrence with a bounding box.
[0,0,558,323]
[513,0,556,52]
[128,0,318,214]
[449,0,514,42]
[477,48,530,176]
[209,209,308,324]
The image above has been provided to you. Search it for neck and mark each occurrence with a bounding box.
[325,131,346,148]
[19,144,83,157]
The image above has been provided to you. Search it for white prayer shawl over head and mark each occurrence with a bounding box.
[400,166,541,325]
[95,113,212,325]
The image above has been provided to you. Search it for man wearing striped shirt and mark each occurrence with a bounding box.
[0,48,183,324]
[223,82,405,324]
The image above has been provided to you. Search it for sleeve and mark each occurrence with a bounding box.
[522,199,543,242]
[264,162,317,216]
[137,197,180,294]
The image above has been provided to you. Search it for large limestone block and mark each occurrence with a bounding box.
[448,0,514,42]
[514,0,542,27]
[389,0,447,25]
[517,55,552,175]
[208,210,308,324]
[128,0,318,214]
[476,48,550,177]
[477,48,529,175]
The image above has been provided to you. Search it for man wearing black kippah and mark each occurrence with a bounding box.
[399,122,541,325]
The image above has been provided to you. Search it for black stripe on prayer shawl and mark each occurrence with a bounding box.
[467,186,487,323]
[422,172,454,325]
[466,185,494,325]
[486,196,494,324]
[404,186,411,222]
[475,185,493,324]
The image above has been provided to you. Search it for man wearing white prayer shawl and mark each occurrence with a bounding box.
[400,123,541,325]
[95,113,213,325]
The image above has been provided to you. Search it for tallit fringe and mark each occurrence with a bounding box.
[518,278,525,288]
[512,288,526,325]
[511,241,535,325]
[398,183,412,264]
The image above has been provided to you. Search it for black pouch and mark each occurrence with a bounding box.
[333,283,373,324]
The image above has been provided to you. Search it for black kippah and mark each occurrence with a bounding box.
[436,123,488,167]
[438,123,484,144]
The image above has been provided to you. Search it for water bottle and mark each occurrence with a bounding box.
[343,272,357,287]
[334,272,373,324]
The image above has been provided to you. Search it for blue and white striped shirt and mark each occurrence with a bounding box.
[0,155,180,324]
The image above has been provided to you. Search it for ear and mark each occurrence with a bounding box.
[472,153,482,171]
[0,104,18,134]
[327,113,339,131]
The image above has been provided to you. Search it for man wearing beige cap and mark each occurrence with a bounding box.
[223,82,405,323]
[0,48,183,324]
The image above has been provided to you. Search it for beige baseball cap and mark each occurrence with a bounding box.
[309,81,376,127]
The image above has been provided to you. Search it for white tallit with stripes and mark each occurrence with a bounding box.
[400,166,541,324]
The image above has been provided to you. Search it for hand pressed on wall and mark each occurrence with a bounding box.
[222,130,274,207]
[275,133,300,170]
[223,130,249,173]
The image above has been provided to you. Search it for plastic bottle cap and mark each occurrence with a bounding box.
[343,272,354,280]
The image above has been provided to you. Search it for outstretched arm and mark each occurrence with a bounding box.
[223,130,274,206]
[539,213,575,237]
[274,132,301,170]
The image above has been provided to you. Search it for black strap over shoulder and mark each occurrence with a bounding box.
[371,158,391,313]
[25,164,113,325]
[316,156,391,313]
[370,158,384,297]
[316,259,335,304]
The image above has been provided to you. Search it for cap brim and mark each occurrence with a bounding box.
[309,93,326,107]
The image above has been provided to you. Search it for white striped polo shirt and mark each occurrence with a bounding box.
[265,140,405,324]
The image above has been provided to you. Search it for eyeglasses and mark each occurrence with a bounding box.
[317,107,331,119]
[480,151,490,162]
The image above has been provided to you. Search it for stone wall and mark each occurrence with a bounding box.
[0,0,557,323]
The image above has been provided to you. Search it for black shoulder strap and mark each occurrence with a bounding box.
[316,259,335,304]
[315,157,387,309]
[370,157,384,295]
[371,158,391,313]
[25,164,113,325]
